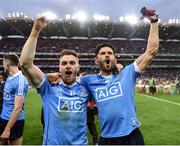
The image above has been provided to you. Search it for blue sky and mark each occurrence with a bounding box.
[0,0,179,22]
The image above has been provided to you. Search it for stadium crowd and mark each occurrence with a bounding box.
[0,38,180,54]
[135,67,179,94]
[0,38,179,95]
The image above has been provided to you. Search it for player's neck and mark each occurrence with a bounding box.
[100,70,112,76]
[62,78,77,87]
[9,67,19,76]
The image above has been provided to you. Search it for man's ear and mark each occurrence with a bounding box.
[77,64,80,72]
[95,57,99,65]
[7,63,11,70]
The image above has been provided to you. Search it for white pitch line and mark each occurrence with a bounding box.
[137,93,180,106]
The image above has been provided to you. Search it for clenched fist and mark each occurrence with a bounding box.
[32,15,48,33]
[47,72,61,85]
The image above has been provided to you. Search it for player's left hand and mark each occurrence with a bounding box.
[47,72,61,85]
[140,7,158,23]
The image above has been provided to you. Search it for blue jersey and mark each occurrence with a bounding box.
[38,76,89,145]
[0,71,28,120]
[80,63,141,138]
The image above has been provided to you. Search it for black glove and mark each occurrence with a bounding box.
[140,7,158,23]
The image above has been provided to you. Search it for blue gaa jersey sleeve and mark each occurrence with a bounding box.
[36,75,51,100]
[80,75,94,99]
[79,75,90,90]
[14,74,28,97]
[14,74,29,120]
[120,61,141,84]
[80,63,142,138]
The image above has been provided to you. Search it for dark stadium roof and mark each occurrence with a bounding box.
[1,17,180,40]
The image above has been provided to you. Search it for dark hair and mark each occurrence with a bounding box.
[95,43,116,56]
[59,49,78,59]
[79,72,88,76]
[3,53,19,66]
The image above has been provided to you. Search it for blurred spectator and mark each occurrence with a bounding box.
[149,78,156,95]
[0,71,8,114]
[176,78,180,94]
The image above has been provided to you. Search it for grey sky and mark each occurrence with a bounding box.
[0,0,179,22]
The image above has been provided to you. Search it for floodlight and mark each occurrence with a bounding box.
[65,14,71,20]
[93,14,110,21]
[74,11,87,22]
[119,16,124,22]
[41,11,57,20]
[143,18,150,23]
[125,15,138,24]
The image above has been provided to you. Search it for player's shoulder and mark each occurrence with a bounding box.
[76,81,90,97]
[83,73,98,78]
[76,81,88,90]
[124,63,134,69]
[19,72,29,83]
[116,64,135,77]
[79,73,98,81]
[120,63,135,73]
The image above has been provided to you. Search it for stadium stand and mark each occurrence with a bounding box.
[0,16,179,82]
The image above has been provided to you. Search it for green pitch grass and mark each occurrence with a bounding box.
[23,88,180,145]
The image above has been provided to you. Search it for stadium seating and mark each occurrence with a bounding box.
[0,18,179,81]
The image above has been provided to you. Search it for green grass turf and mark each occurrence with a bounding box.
[23,88,180,144]
[23,88,43,145]
[136,93,180,145]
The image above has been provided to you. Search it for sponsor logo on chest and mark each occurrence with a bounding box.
[96,82,123,102]
[58,97,85,112]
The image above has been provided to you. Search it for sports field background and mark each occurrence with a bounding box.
[23,88,180,145]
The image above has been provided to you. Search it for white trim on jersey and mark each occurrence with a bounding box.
[36,76,45,88]
[17,74,24,96]
[59,79,77,88]
[133,61,143,73]
[8,71,22,80]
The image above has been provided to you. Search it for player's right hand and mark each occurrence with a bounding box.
[33,16,48,32]
[116,63,123,72]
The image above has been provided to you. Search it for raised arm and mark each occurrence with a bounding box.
[135,22,159,71]
[19,16,48,87]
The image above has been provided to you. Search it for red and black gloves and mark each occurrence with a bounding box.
[140,7,158,23]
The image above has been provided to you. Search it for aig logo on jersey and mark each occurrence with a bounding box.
[96,82,123,102]
[58,97,85,112]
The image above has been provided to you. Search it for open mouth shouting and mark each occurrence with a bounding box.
[105,59,110,64]
[105,59,111,68]
[65,70,73,76]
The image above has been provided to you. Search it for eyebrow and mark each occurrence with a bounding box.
[61,60,76,63]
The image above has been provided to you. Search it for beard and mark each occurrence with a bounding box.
[99,60,116,73]
[61,70,78,85]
